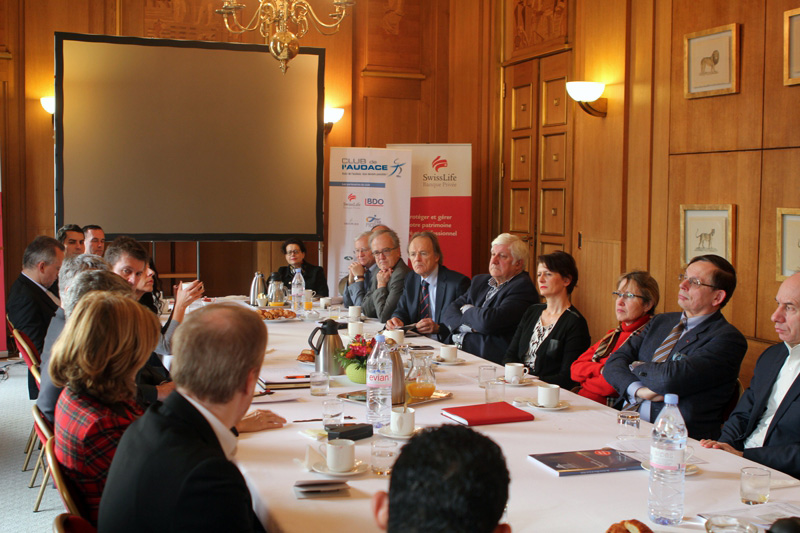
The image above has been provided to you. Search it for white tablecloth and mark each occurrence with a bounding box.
[235,317,800,533]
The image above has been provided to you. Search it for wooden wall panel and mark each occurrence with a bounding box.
[667,151,761,337]
[758,149,800,340]
[364,96,421,147]
[763,0,800,149]
[576,238,621,341]
[669,0,765,153]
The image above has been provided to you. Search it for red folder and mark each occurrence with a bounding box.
[441,401,535,426]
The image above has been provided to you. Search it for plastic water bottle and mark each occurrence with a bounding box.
[291,270,304,314]
[366,334,392,429]
[648,393,687,526]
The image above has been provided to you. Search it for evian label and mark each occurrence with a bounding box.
[367,370,392,388]
[650,446,684,470]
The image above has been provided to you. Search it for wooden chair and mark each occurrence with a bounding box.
[722,378,745,423]
[13,328,42,472]
[32,405,55,511]
[44,437,87,519]
[52,513,97,533]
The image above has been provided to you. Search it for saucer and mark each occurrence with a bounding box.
[640,461,700,476]
[311,460,368,477]
[499,377,537,387]
[529,400,570,411]
[377,426,422,441]
[433,357,465,366]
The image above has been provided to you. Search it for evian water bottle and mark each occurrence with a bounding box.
[291,270,304,314]
[648,393,687,526]
[366,334,392,429]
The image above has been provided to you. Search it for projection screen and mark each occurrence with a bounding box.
[55,32,324,241]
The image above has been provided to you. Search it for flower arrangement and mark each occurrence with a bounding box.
[334,334,375,370]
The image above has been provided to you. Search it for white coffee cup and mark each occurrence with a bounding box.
[538,383,560,408]
[504,363,530,384]
[319,297,331,310]
[391,407,415,436]
[349,305,362,319]
[385,329,404,344]
[440,345,457,362]
[348,321,364,338]
[304,289,316,299]
[320,439,355,473]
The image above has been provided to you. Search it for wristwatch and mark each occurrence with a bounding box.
[353,276,363,282]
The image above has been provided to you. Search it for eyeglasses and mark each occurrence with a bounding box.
[354,248,371,254]
[372,247,398,257]
[285,249,302,255]
[612,291,646,300]
[408,251,431,259]
[678,273,717,289]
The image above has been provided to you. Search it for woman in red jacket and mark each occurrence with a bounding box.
[570,271,660,405]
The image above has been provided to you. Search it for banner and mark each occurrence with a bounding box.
[327,147,412,297]
[388,144,472,277]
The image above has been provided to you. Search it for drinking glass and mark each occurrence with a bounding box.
[478,365,496,388]
[616,411,640,440]
[322,398,344,429]
[329,305,342,320]
[485,379,505,403]
[309,371,329,397]
[740,467,770,505]
[371,439,398,476]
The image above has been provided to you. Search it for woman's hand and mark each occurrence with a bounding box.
[172,280,204,324]
[236,409,287,432]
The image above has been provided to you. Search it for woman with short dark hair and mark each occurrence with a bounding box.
[502,251,590,389]
[277,237,329,297]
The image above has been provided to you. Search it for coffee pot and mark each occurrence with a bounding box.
[249,271,267,306]
[308,319,345,376]
[267,272,286,306]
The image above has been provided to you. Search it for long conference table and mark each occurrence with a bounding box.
[231,311,800,533]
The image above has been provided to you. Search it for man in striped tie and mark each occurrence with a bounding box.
[603,255,747,440]
[386,231,469,343]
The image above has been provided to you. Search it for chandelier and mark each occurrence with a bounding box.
[215,1,355,73]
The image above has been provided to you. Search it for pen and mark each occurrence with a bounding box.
[285,374,310,379]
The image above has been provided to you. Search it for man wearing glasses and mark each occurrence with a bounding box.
[339,231,377,307]
[362,228,411,322]
[604,255,747,440]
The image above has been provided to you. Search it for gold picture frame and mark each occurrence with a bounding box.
[785,8,800,86]
[684,23,740,99]
[680,204,736,267]
[777,208,800,280]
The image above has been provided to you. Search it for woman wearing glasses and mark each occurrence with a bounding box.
[571,271,660,405]
[278,237,329,297]
[502,251,591,389]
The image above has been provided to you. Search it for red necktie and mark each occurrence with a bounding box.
[419,280,431,320]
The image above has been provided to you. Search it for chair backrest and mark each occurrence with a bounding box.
[722,378,744,423]
[13,327,41,370]
[52,513,97,533]
[32,404,54,446]
[45,437,87,519]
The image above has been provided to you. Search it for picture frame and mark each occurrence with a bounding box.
[777,208,800,280]
[680,204,736,266]
[785,8,800,86]
[684,23,740,99]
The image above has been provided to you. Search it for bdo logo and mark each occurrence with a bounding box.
[365,198,384,206]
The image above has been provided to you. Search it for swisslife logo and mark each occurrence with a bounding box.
[347,193,356,201]
[423,155,457,186]
[432,156,448,172]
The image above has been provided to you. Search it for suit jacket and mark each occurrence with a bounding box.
[361,259,412,322]
[36,308,66,423]
[7,273,59,356]
[719,343,800,479]
[98,392,265,533]
[340,264,378,307]
[278,262,329,297]
[603,310,747,440]
[391,265,470,343]
[502,304,591,389]
[441,272,539,363]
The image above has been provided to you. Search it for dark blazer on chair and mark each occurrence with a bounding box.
[603,310,747,440]
[441,272,539,364]
[719,343,800,479]
[391,265,470,343]
[278,262,329,297]
[98,392,265,533]
[362,259,412,322]
[502,304,591,390]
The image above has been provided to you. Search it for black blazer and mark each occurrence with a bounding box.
[7,273,59,355]
[278,262,329,297]
[391,265,470,343]
[441,272,539,363]
[604,310,747,440]
[502,304,591,390]
[98,392,265,533]
[720,343,800,478]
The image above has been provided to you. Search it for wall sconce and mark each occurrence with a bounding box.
[565,82,607,118]
[324,107,344,134]
[40,96,55,114]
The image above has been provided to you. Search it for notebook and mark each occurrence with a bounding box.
[441,401,534,426]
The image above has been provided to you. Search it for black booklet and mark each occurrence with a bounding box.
[528,448,641,476]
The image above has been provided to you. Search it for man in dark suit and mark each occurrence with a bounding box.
[339,231,377,307]
[7,236,65,399]
[701,272,800,478]
[362,228,412,322]
[99,303,281,532]
[386,231,469,343]
[604,255,747,440]
[441,233,538,363]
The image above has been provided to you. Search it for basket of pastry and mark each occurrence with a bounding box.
[297,349,315,364]
[257,308,298,321]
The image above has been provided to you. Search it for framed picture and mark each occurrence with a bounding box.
[684,23,740,99]
[777,208,800,280]
[680,204,736,266]
[785,8,800,85]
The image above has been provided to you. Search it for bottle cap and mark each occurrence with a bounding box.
[664,393,678,405]
[375,334,385,342]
